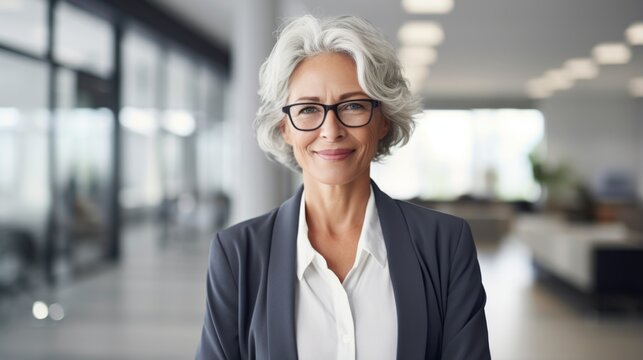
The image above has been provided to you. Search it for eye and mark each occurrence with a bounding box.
[298,106,320,115]
[341,102,366,111]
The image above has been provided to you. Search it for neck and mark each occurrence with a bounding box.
[302,174,371,237]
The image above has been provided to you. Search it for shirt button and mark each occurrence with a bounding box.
[342,334,352,343]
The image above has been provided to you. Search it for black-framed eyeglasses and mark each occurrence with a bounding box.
[282,99,381,131]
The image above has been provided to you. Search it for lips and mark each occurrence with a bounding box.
[315,148,355,161]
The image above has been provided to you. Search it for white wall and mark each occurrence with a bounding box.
[540,94,643,200]
[226,0,294,224]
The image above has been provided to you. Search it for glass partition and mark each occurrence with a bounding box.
[196,65,229,230]
[53,67,113,277]
[54,1,114,78]
[0,51,49,291]
[120,27,163,211]
[0,0,229,295]
[0,0,47,57]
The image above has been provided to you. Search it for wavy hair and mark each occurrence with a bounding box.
[255,15,421,171]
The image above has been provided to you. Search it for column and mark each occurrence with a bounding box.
[227,0,293,224]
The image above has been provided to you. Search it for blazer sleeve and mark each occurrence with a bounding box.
[195,233,242,360]
[441,221,491,360]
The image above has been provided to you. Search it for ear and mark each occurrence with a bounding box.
[280,119,293,145]
[378,117,390,140]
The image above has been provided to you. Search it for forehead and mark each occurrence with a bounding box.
[288,52,363,100]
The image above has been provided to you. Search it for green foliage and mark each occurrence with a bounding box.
[528,151,573,187]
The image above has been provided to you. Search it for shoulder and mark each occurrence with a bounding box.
[211,208,280,265]
[394,199,467,234]
[371,181,471,253]
[211,187,303,269]
[218,209,279,243]
[392,199,473,258]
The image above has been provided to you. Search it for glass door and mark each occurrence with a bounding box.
[54,69,114,278]
[52,2,115,280]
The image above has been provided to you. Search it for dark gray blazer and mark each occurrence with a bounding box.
[196,181,491,359]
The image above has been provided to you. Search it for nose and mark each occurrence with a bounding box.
[319,108,345,141]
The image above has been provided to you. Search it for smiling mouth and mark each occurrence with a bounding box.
[315,149,355,161]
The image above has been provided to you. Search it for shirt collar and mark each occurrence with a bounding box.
[295,186,388,281]
[358,188,388,268]
[296,192,315,280]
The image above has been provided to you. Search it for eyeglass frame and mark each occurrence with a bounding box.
[281,99,381,131]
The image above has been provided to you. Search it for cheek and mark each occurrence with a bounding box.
[290,133,315,154]
[357,130,381,159]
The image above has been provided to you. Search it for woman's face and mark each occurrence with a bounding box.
[281,52,389,187]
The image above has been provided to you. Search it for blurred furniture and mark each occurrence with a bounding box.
[411,199,515,243]
[0,204,46,294]
[514,214,643,297]
[594,201,643,233]
[0,228,37,292]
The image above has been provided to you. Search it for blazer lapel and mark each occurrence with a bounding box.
[372,180,429,359]
[266,182,428,359]
[266,186,302,359]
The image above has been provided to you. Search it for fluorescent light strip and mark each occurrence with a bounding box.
[402,0,454,14]
[398,46,438,66]
[526,78,553,99]
[625,22,643,46]
[544,69,574,91]
[398,21,444,46]
[564,58,599,80]
[592,42,631,65]
[527,32,635,98]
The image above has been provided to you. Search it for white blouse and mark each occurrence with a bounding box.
[295,188,398,360]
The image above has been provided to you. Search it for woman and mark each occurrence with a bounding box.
[196,15,490,360]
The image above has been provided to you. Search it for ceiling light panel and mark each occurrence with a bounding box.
[592,42,632,64]
[398,46,438,66]
[402,0,454,14]
[544,69,574,91]
[398,21,444,46]
[625,22,643,46]
[564,58,599,80]
[526,78,553,99]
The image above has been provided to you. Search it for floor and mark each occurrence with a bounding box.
[478,240,643,360]
[0,224,642,359]
[0,223,208,360]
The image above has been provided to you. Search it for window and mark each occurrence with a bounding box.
[0,51,49,223]
[0,0,47,56]
[120,27,163,209]
[54,1,114,78]
[372,109,544,201]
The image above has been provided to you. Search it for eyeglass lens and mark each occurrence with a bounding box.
[288,100,375,130]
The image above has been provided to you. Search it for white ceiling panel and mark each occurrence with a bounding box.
[148,0,643,103]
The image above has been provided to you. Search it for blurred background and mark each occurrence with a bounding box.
[0,0,642,359]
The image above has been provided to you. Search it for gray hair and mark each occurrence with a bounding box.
[255,15,421,171]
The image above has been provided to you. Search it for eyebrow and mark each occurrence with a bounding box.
[294,91,368,103]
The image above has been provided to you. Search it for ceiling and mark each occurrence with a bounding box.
[149,0,643,107]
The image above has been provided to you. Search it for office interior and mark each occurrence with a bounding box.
[0,0,642,358]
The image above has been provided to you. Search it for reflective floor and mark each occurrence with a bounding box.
[0,223,208,360]
[479,240,643,360]
[0,224,642,359]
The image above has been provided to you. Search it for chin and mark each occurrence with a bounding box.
[305,166,370,187]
